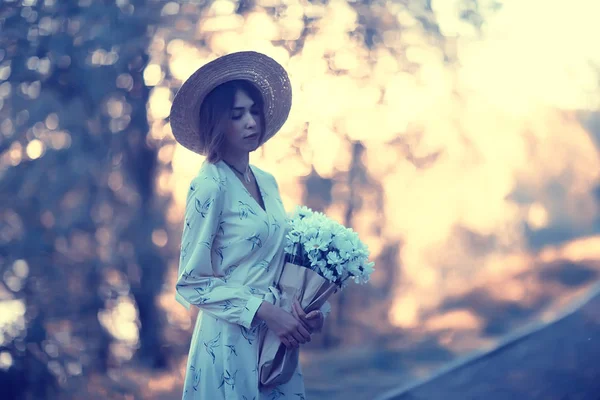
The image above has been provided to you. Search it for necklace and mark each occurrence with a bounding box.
[223,160,252,183]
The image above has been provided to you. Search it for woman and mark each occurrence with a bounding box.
[170,51,329,399]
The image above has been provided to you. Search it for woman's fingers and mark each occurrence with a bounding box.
[288,319,310,343]
[296,323,312,342]
[308,312,324,332]
[290,329,304,344]
[292,300,315,329]
[292,304,312,332]
[283,301,312,345]
[281,336,292,349]
[291,303,299,319]
[308,311,323,328]
[293,299,307,319]
[285,335,298,348]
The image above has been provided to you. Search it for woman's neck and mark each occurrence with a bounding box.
[221,151,250,173]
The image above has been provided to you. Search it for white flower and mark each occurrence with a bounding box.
[317,225,334,243]
[329,223,346,237]
[284,240,301,256]
[332,235,353,259]
[346,259,362,276]
[286,230,301,244]
[308,253,327,270]
[362,261,375,278]
[319,264,335,282]
[303,225,319,240]
[304,235,328,254]
[335,262,346,276]
[284,205,375,287]
[294,218,311,235]
[293,205,313,219]
[326,252,343,266]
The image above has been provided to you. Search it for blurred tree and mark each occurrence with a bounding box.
[153,0,501,350]
[0,0,508,396]
[0,0,167,397]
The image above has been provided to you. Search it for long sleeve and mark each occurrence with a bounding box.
[175,176,264,329]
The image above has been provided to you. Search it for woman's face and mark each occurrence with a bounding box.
[223,89,263,155]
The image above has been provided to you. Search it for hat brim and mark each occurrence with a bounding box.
[169,51,292,155]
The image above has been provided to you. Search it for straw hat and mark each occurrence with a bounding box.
[169,51,292,155]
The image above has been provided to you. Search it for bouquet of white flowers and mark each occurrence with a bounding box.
[259,206,375,388]
[284,206,374,287]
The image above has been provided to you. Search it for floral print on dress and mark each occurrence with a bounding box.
[269,387,285,400]
[190,365,201,391]
[218,266,236,284]
[271,220,281,233]
[240,324,260,346]
[214,245,227,265]
[181,242,191,261]
[177,161,308,399]
[212,176,227,190]
[193,278,214,296]
[221,300,235,312]
[217,219,226,235]
[225,344,238,357]
[218,369,238,391]
[204,332,221,364]
[253,260,270,272]
[246,234,262,250]
[195,196,213,218]
[238,201,257,220]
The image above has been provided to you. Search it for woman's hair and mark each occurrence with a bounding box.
[199,79,265,163]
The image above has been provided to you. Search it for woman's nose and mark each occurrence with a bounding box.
[245,113,257,129]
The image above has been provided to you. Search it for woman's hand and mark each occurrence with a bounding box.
[256,301,312,349]
[292,299,324,333]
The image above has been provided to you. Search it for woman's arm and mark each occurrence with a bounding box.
[256,301,312,349]
[175,175,263,329]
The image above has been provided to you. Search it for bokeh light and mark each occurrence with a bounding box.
[1,0,600,398]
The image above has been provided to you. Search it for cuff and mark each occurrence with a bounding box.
[240,296,263,329]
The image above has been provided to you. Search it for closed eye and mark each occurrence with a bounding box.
[231,104,260,120]
[232,110,260,120]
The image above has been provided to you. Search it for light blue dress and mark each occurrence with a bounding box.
[176,160,316,399]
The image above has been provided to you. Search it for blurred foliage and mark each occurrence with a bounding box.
[151,0,498,348]
[0,0,169,398]
[0,0,509,398]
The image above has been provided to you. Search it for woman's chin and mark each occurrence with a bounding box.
[227,142,259,154]
[245,141,260,152]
